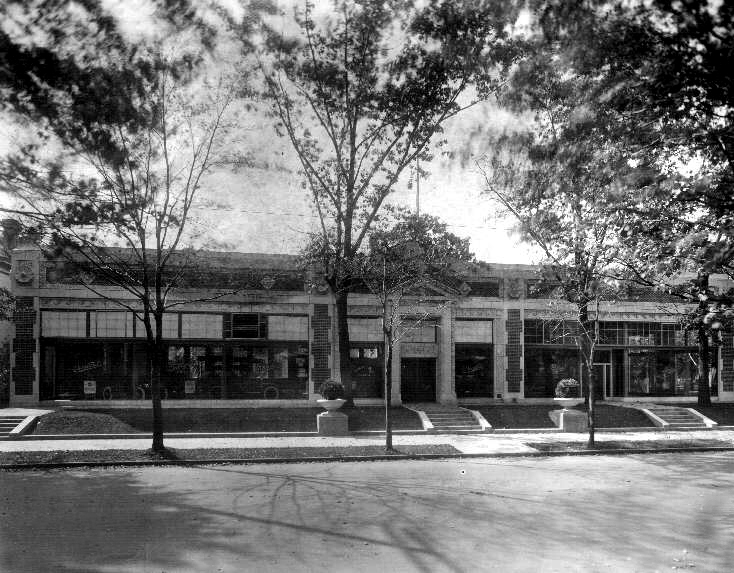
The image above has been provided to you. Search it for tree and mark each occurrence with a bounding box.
[480,47,633,446]
[261,0,520,403]
[0,5,243,451]
[351,212,472,449]
[524,0,734,405]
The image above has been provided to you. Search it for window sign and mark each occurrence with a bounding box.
[273,348,289,378]
[83,380,96,395]
[253,348,268,378]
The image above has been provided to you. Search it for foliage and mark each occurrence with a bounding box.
[319,379,345,400]
[554,378,579,399]
[348,211,473,449]
[0,3,253,450]
[517,0,734,405]
[263,0,521,401]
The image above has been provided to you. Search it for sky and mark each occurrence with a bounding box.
[187,98,540,265]
[0,0,542,266]
[179,0,541,265]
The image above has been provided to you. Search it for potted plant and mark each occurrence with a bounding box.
[554,378,580,409]
[317,379,346,411]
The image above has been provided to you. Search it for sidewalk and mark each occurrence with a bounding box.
[3,428,734,460]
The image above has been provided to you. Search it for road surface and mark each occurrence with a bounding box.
[1,452,732,572]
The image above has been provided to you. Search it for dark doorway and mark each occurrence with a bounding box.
[401,357,436,402]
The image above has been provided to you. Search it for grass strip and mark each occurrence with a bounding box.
[0,444,459,466]
[527,439,734,452]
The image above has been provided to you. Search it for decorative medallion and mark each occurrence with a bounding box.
[14,260,34,284]
[506,278,522,299]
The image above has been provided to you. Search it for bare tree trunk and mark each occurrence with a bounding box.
[335,289,354,406]
[697,325,712,406]
[578,302,595,448]
[150,311,165,453]
[696,272,712,407]
[384,338,393,452]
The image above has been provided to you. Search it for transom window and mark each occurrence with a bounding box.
[231,313,261,338]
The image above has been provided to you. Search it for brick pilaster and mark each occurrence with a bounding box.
[722,331,734,393]
[506,309,522,393]
[12,296,36,395]
[311,304,331,385]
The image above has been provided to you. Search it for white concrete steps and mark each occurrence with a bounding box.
[0,416,27,438]
[419,407,484,432]
[643,406,712,430]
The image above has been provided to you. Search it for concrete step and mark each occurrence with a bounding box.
[641,406,711,429]
[0,416,29,437]
[422,408,482,432]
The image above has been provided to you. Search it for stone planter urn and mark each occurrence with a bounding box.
[317,398,346,412]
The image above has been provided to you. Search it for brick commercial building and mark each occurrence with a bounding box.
[6,243,734,407]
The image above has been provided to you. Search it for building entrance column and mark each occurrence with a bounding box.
[437,304,457,405]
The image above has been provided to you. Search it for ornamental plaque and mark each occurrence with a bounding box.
[14,260,34,284]
[506,278,522,299]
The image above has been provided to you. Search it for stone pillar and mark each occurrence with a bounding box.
[493,313,506,399]
[437,303,456,405]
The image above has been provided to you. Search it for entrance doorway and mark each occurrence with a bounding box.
[401,358,436,402]
[593,363,611,400]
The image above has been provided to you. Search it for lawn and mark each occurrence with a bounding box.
[472,404,654,429]
[32,407,423,435]
[0,444,460,467]
[528,439,734,452]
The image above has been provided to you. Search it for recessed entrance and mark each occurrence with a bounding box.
[401,357,436,402]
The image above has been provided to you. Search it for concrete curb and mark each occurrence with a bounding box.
[2,445,734,471]
[11,424,717,441]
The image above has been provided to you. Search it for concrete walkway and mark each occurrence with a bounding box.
[3,429,734,456]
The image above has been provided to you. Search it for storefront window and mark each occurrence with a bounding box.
[350,344,383,398]
[226,344,308,399]
[628,349,704,397]
[524,348,582,398]
[455,344,493,398]
[43,342,132,400]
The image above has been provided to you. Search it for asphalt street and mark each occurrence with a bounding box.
[1,452,732,573]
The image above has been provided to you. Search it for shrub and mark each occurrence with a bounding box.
[319,379,344,400]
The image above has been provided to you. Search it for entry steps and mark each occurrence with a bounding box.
[643,405,713,430]
[0,416,26,438]
[416,406,486,433]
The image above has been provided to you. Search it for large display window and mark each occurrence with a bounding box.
[524,347,582,398]
[164,343,309,399]
[455,344,493,398]
[349,344,384,398]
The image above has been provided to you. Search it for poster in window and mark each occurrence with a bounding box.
[273,349,289,378]
[253,348,268,378]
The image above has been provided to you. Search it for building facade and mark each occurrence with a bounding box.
[7,245,734,406]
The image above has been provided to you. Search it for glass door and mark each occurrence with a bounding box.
[593,362,612,400]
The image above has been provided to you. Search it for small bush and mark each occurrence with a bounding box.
[319,379,344,400]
